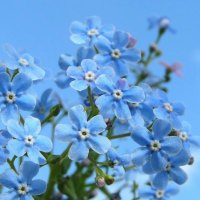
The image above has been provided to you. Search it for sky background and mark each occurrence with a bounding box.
[0,0,200,199]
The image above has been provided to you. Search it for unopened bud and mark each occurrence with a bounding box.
[105,175,115,185]
[188,157,194,165]
[96,177,105,187]
[149,43,158,52]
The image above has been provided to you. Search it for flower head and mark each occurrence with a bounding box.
[55,104,111,161]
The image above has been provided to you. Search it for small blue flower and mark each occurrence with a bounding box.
[0,72,36,125]
[0,161,46,199]
[70,16,115,46]
[148,16,175,33]
[55,47,95,88]
[55,105,111,162]
[131,119,182,171]
[95,31,141,76]
[7,116,52,164]
[144,150,189,189]
[153,90,185,129]
[67,59,114,91]
[3,44,45,81]
[32,89,59,121]
[0,130,11,165]
[139,183,179,200]
[95,75,145,121]
[108,148,131,177]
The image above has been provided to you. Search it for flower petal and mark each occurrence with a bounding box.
[132,147,150,166]
[30,179,46,195]
[172,102,185,115]
[153,171,168,189]
[0,72,10,93]
[70,21,86,34]
[24,116,41,136]
[121,48,141,62]
[114,100,131,120]
[151,152,167,171]
[35,135,52,152]
[113,31,129,48]
[27,147,46,165]
[70,80,88,91]
[8,139,26,157]
[81,59,97,72]
[16,94,36,111]
[67,66,84,79]
[0,169,18,188]
[170,167,187,185]
[95,94,114,113]
[7,119,24,139]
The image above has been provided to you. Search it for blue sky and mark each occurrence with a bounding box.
[0,0,200,199]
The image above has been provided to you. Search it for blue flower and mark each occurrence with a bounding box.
[7,116,52,165]
[55,105,111,162]
[107,148,131,177]
[32,89,59,121]
[70,16,115,46]
[131,119,182,171]
[148,16,175,33]
[3,44,45,81]
[139,183,179,200]
[153,90,185,129]
[94,31,141,76]
[0,130,11,165]
[0,72,36,125]
[55,47,95,88]
[0,63,6,73]
[144,150,189,189]
[95,75,145,121]
[0,161,46,199]
[67,59,114,91]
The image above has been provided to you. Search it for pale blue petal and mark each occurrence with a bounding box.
[169,149,190,166]
[27,147,46,165]
[121,48,141,62]
[81,59,97,72]
[0,169,18,188]
[114,100,131,120]
[113,31,129,48]
[16,94,36,111]
[95,94,114,112]
[70,34,88,45]
[172,102,185,115]
[114,59,129,76]
[24,116,41,136]
[35,135,52,152]
[70,80,88,91]
[86,16,101,29]
[7,119,24,139]
[95,36,112,52]
[59,54,75,70]
[132,147,150,166]
[67,66,84,79]
[8,139,26,157]
[70,21,87,34]
[153,106,168,120]
[170,167,187,184]
[30,179,46,195]
[55,72,71,89]
[0,72,10,93]
[151,152,167,171]
[95,75,115,93]
[94,54,111,65]
[153,171,168,189]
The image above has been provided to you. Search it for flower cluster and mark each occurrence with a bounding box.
[0,16,198,200]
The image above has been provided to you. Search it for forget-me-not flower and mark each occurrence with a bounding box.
[0,161,46,200]
[67,59,114,91]
[95,75,145,121]
[7,116,52,165]
[55,104,111,162]
[0,72,36,125]
[131,119,182,171]
[95,31,141,76]
[70,16,115,46]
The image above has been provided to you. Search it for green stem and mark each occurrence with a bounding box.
[109,133,131,140]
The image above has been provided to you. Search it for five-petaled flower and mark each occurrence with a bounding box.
[55,104,111,161]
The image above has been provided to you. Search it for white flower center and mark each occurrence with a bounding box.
[18,183,29,195]
[79,128,90,140]
[85,71,96,81]
[160,18,170,29]
[113,89,123,100]
[6,91,16,103]
[163,103,173,112]
[179,131,188,141]
[111,49,121,59]
[18,58,29,66]
[165,163,171,172]
[156,190,164,198]
[25,135,35,145]
[150,140,161,151]
[87,29,99,36]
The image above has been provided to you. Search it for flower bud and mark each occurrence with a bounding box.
[105,175,115,185]
[96,177,105,187]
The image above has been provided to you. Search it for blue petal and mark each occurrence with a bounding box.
[153,119,172,140]
[55,72,71,89]
[151,152,167,171]
[95,94,114,112]
[142,160,155,174]
[24,116,41,136]
[0,169,18,188]
[95,54,111,65]
[58,54,75,70]
[132,147,150,166]
[35,135,52,152]
[70,21,86,34]
[69,105,87,130]
[165,184,179,196]
[0,72,10,93]
[20,161,39,183]
[86,16,101,29]
[81,59,97,72]
[0,148,9,165]
[67,66,84,79]
[30,179,46,195]
[161,136,182,155]
[131,126,151,146]
[16,94,36,111]
[101,24,115,39]
[114,59,129,76]
[8,139,26,157]
[76,47,95,63]
[153,171,168,189]
[121,48,141,62]
[139,103,154,123]
[113,31,129,48]
[113,100,131,120]
[70,80,88,91]
[172,102,185,115]
[1,104,19,125]
[87,135,111,154]
[70,34,88,45]
[95,36,112,52]
[12,73,32,93]
[87,115,106,135]
[113,166,125,177]
[170,167,187,184]
[153,106,168,120]
[27,147,46,165]
[170,114,182,129]
[123,86,145,103]
[68,141,89,161]
[7,119,24,139]
[169,149,190,166]
[55,124,77,142]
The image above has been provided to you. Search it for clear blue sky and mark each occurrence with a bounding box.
[0,1,200,199]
